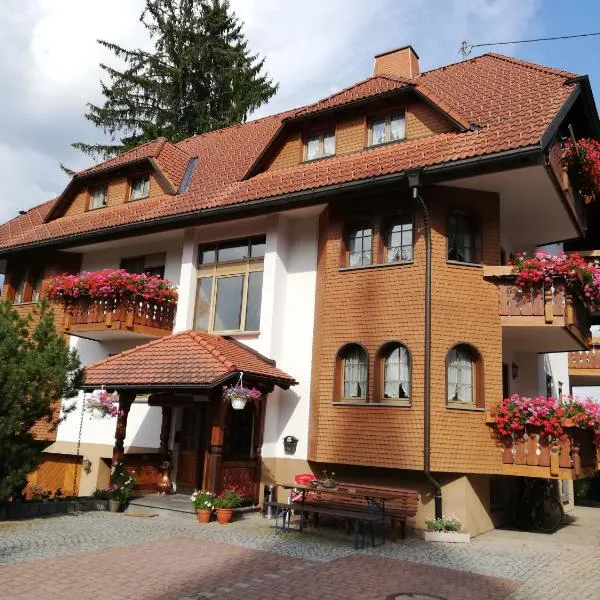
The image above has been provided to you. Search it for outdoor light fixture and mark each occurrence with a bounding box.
[82,457,92,474]
[511,362,519,380]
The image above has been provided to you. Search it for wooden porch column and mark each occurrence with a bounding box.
[205,396,228,495]
[159,406,173,455]
[112,391,135,467]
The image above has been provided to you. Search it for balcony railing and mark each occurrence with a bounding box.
[484,266,591,350]
[486,417,599,480]
[63,298,175,339]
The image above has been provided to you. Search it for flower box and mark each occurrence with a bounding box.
[424,531,470,543]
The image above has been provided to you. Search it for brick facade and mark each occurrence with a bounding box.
[308,184,503,476]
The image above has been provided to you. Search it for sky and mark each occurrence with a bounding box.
[2,0,600,226]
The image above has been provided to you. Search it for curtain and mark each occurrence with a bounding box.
[344,347,368,398]
[448,347,474,403]
[384,345,410,399]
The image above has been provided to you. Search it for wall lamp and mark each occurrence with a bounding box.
[82,457,92,474]
[511,362,519,380]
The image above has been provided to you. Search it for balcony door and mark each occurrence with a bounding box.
[176,405,207,493]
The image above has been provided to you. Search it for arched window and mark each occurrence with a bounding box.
[336,344,369,401]
[345,222,372,267]
[384,215,413,263]
[380,343,411,403]
[447,211,481,264]
[447,344,482,407]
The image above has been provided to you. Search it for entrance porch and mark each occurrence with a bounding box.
[82,330,296,504]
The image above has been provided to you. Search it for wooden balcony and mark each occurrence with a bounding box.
[487,417,599,480]
[484,266,591,353]
[569,342,600,386]
[63,299,175,341]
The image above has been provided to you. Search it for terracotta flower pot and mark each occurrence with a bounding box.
[197,509,212,523]
[216,508,234,524]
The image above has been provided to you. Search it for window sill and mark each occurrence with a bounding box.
[339,260,413,273]
[12,301,38,307]
[446,260,483,269]
[368,138,407,150]
[334,401,411,407]
[216,330,260,337]
[87,205,107,212]
[446,403,485,412]
[303,154,335,164]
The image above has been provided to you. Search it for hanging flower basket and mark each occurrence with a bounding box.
[85,389,121,419]
[222,374,261,410]
[562,138,600,201]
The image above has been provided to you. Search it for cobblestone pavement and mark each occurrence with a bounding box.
[0,506,598,599]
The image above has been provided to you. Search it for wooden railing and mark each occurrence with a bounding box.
[485,268,591,345]
[220,459,259,504]
[63,298,175,336]
[569,346,600,370]
[547,138,586,227]
[494,425,598,479]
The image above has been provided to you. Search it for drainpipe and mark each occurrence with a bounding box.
[407,170,443,520]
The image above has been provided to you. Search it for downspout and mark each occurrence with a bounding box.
[407,170,443,520]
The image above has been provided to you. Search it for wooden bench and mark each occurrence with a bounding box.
[265,501,382,548]
[300,484,419,541]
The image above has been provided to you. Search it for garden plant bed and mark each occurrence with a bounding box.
[423,530,470,543]
[0,498,108,520]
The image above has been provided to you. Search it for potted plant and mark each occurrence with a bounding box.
[320,469,337,489]
[214,487,242,524]
[191,490,215,523]
[105,463,136,512]
[424,516,470,543]
[222,382,261,410]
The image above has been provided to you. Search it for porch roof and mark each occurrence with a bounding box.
[82,330,297,390]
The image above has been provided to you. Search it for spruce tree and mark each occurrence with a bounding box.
[0,301,83,502]
[73,0,278,161]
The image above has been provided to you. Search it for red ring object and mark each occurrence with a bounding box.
[294,473,314,485]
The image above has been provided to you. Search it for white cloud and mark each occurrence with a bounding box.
[0,0,541,224]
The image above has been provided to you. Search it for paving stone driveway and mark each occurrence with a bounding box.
[0,506,598,599]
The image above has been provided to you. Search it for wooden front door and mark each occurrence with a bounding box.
[176,406,206,492]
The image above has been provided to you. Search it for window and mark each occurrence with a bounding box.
[380,343,411,403]
[447,211,481,264]
[345,222,372,267]
[120,253,166,279]
[129,175,150,200]
[223,403,254,459]
[305,131,335,161]
[11,268,43,305]
[384,215,413,262]
[89,186,108,210]
[369,114,406,146]
[336,344,369,401]
[194,236,265,333]
[447,344,482,407]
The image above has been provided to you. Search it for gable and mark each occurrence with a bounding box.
[263,95,456,174]
[61,171,170,219]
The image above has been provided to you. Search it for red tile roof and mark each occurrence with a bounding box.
[83,330,296,388]
[0,53,582,251]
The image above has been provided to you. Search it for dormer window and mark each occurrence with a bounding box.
[89,186,108,210]
[130,175,150,201]
[369,113,406,146]
[305,132,335,161]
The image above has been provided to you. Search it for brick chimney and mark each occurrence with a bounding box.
[373,45,419,79]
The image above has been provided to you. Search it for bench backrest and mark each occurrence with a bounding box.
[308,484,419,517]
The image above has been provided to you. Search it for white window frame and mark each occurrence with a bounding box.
[89,186,108,210]
[369,113,406,147]
[304,131,336,161]
[129,175,150,201]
